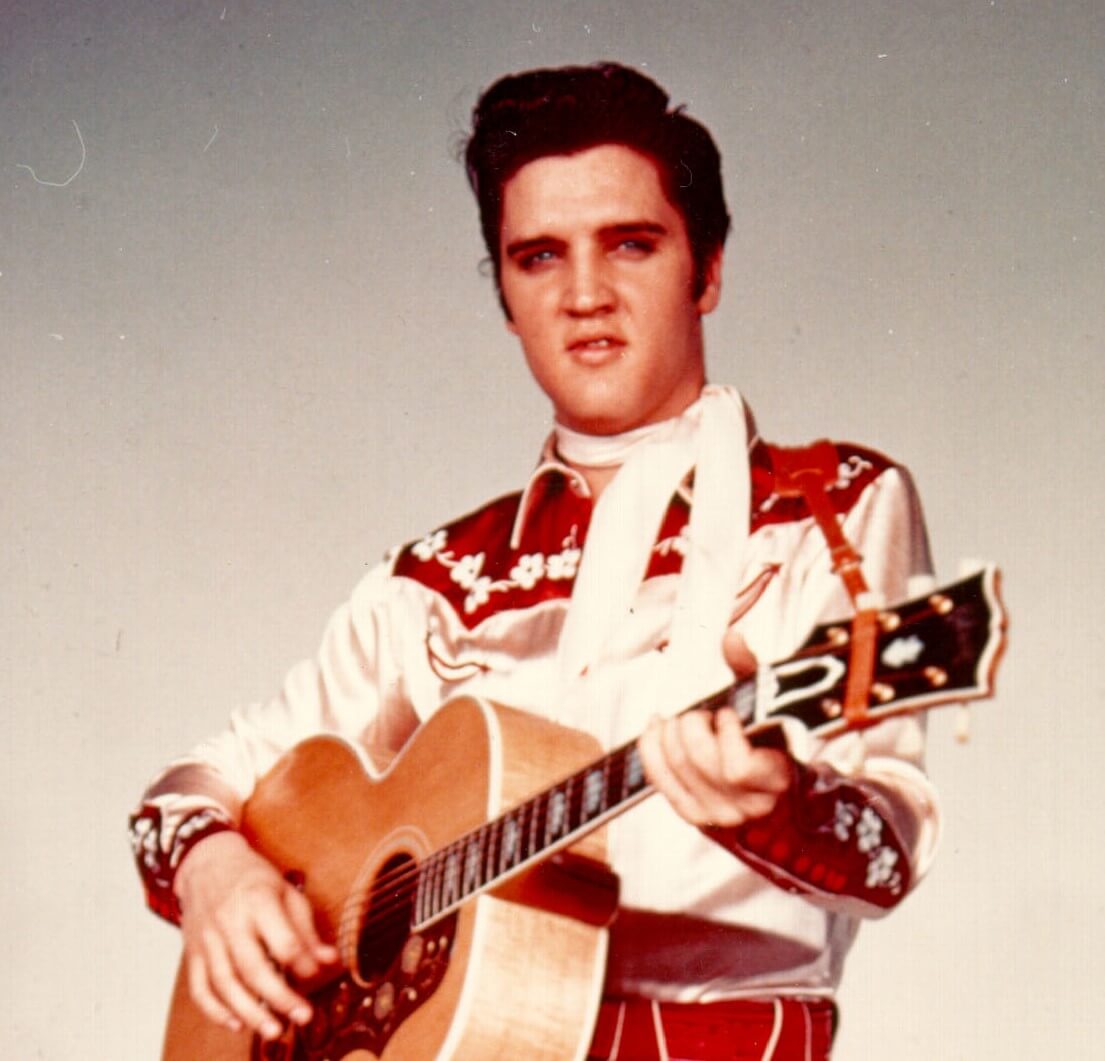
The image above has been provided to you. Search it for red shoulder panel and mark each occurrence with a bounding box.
[392,471,594,627]
[751,439,893,530]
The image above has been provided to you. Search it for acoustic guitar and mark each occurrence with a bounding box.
[162,566,1006,1060]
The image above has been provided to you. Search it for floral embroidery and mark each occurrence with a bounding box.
[130,814,160,873]
[412,528,448,561]
[833,800,858,842]
[449,552,486,589]
[464,577,493,614]
[865,847,901,890]
[546,546,581,580]
[510,553,546,590]
[832,799,901,893]
[831,455,875,491]
[856,806,884,853]
[406,525,593,615]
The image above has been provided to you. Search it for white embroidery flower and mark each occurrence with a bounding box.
[413,528,448,561]
[865,846,900,889]
[129,817,152,854]
[510,553,546,590]
[546,546,581,580]
[856,807,884,853]
[450,551,485,589]
[833,800,858,842]
[832,455,874,490]
[464,576,493,614]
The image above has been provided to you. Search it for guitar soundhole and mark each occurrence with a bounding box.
[357,851,416,980]
[250,853,457,1060]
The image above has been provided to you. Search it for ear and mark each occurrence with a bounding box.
[695,249,723,316]
[498,283,517,332]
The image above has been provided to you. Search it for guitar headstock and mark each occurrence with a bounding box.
[761,565,1007,738]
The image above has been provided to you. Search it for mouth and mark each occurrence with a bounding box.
[567,335,626,362]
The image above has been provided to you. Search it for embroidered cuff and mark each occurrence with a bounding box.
[128,804,234,925]
[705,760,912,915]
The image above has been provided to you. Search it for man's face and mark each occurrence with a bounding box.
[499,144,721,436]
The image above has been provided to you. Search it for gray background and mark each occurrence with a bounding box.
[3,1,1102,1056]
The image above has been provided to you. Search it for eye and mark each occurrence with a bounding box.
[519,248,557,269]
[614,237,657,256]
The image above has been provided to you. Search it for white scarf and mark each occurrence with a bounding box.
[554,384,752,715]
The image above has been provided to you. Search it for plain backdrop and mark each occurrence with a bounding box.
[2,1,1103,1057]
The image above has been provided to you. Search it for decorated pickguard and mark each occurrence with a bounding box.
[251,914,457,1060]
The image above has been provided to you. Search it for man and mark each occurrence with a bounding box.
[132,63,938,1059]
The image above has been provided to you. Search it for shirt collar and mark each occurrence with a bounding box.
[509,405,762,551]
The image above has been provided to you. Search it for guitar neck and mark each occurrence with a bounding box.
[412,681,753,927]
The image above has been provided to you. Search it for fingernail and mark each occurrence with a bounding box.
[262,1019,282,1040]
[292,1005,311,1025]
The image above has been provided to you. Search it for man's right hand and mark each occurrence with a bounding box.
[173,831,339,1040]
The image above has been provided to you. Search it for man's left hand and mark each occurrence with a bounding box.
[637,630,793,827]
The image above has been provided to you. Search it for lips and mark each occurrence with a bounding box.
[567,334,626,363]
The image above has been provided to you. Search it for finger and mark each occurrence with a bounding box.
[185,947,242,1033]
[713,713,792,821]
[230,926,315,1028]
[199,930,284,1039]
[715,710,790,795]
[722,627,758,679]
[248,888,317,972]
[282,885,339,975]
[666,714,755,824]
[640,718,714,824]
[662,712,787,826]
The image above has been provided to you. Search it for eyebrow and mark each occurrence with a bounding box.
[504,220,670,259]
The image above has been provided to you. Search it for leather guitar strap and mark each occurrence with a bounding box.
[768,440,879,726]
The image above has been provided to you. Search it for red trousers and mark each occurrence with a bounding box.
[587,996,836,1061]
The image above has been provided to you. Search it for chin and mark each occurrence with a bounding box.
[559,409,634,436]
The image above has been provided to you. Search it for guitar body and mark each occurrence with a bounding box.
[163,697,617,1061]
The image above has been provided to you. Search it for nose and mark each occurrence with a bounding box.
[562,250,614,316]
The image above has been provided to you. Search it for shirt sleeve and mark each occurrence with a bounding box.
[713,462,942,919]
[128,558,422,924]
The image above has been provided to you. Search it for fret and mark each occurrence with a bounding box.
[527,791,542,862]
[544,783,569,847]
[499,811,522,874]
[424,851,441,920]
[581,765,605,821]
[461,831,484,895]
[621,744,645,800]
[415,860,428,925]
[441,845,461,907]
[483,821,498,883]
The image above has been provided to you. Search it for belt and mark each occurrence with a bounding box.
[587,995,837,1061]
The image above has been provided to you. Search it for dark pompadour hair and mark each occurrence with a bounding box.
[464,62,731,303]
